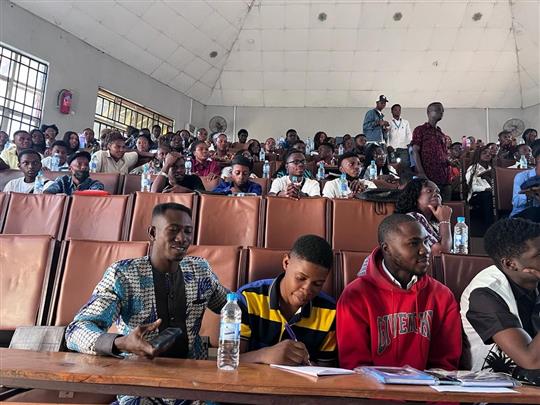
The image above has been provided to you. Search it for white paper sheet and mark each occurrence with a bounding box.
[431,386,517,393]
[270,364,355,377]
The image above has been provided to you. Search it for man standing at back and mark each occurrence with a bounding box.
[363,95,390,144]
[411,102,451,201]
[387,104,412,150]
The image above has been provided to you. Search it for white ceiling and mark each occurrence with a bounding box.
[13,0,540,108]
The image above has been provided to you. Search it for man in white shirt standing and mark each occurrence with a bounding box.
[3,149,48,193]
[387,104,412,150]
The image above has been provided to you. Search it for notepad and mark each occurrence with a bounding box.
[356,366,437,385]
[431,386,517,393]
[270,364,355,377]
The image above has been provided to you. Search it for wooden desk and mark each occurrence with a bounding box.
[1,349,538,404]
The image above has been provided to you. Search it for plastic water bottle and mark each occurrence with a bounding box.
[34,171,45,194]
[51,153,60,172]
[368,160,377,180]
[305,137,312,155]
[453,217,469,254]
[316,161,325,181]
[185,157,192,175]
[259,149,265,162]
[278,137,285,149]
[217,293,241,371]
[338,144,344,156]
[141,164,151,192]
[262,160,270,179]
[339,173,350,198]
[519,155,528,169]
[90,155,98,173]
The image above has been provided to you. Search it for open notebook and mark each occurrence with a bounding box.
[270,364,355,377]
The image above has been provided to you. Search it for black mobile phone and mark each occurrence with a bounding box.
[149,328,183,352]
[424,371,461,385]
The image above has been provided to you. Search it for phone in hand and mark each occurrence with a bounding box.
[149,328,183,352]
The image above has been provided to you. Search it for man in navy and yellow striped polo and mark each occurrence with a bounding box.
[236,235,337,366]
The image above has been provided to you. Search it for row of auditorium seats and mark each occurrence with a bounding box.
[0,235,494,349]
[0,192,467,251]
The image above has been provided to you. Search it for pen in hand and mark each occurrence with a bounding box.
[284,323,312,366]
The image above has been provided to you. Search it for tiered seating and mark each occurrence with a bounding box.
[492,167,526,218]
[440,253,494,301]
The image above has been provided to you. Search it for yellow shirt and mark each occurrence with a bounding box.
[92,150,139,174]
[0,146,20,170]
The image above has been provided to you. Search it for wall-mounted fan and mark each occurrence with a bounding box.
[503,118,525,138]
[209,116,227,134]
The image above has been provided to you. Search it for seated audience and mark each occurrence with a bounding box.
[238,235,336,366]
[135,134,151,153]
[343,136,355,153]
[30,129,46,155]
[354,133,367,157]
[169,131,186,153]
[466,145,495,235]
[269,149,320,198]
[511,143,540,222]
[82,128,100,153]
[3,149,48,193]
[509,144,534,168]
[282,128,300,150]
[313,131,327,150]
[263,137,277,156]
[337,214,461,370]
[395,178,453,255]
[62,131,80,155]
[323,152,376,199]
[65,203,229,404]
[247,139,262,161]
[292,140,307,155]
[212,133,232,162]
[92,131,153,174]
[190,140,220,178]
[233,128,249,148]
[360,143,399,188]
[461,218,540,372]
[151,124,161,143]
[0,130,8,152]
[151,152,204,193]
[448,141,463,199]
[317,143,336,166]
[486,142,499,160]
[99,128,112,151]
[0,130,32,169]
[497,130,517,161]
[40,124,59,148]
[131,143,170,175]
[522,128,537,148]
[41,140,69,171]
[213,156,262,195]
[44,151,104,195]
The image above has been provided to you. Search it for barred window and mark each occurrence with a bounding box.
[93,88,174,136]
[0,43,48,135]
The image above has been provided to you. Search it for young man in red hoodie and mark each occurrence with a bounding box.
[337,214,461,370]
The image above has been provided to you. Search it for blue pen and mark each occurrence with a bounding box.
[284,323,311,365]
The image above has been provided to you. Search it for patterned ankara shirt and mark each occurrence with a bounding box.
[411,122,449,185]
[65,255,228,405]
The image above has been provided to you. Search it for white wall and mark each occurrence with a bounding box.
[1,2,203,135]
[203,105,538,143]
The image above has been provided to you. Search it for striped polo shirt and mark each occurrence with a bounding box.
[236,273,337,362]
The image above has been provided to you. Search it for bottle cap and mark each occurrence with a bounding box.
[226,293,237,301]
[457,216,465,223]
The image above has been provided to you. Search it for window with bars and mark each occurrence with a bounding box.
[0,44,48,136]
[93,88,174,137]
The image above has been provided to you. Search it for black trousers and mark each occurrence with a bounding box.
[514,207,540,223]
[470,190,495,236]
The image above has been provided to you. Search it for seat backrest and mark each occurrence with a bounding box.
[128,192,196,241]
[251,177,269,196]
[121,174,159,195]
[0,191,9,229]
[187,245,242,347]
[64,194,130,241]
[246,247,335,297]
[444,200,468,228]
[441,253,494,301]
[494,167,526,213]
[252,161,278,178]
[332,199,394,252]
[0,235,55,329]
[196,195,261,246]
[340,251,371,294]
[264,197,328,249]
[0,169,23,191]
[87,173,121,194]
[51,240,150,326]
[2,193,68,239]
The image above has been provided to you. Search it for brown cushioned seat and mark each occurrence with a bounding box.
[339,251,371,295]
[121,173,159,194]
[64,194,130,241]
[264,197,328,249]
[187,245,242,347]
[440,253,494,302]
[50,240,149,326]
[2,193,68,239]
[196,194,261,246]
[128,192,195,241]
[493,167,526,216]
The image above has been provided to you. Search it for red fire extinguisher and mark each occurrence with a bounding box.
[58,89,72,114]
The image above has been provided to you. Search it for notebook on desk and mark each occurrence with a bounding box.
[270,364,355,378]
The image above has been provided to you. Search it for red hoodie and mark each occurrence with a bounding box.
[337,247,461,371]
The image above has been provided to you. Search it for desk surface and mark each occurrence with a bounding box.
[1,349,538,404]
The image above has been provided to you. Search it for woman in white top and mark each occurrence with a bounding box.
[465,145,495,235]
[269,150,320,198]
[322,151,376,199]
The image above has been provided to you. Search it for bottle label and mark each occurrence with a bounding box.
[220,321,240,341]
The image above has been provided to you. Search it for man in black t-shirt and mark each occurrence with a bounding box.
[151,152,205,193]
[461,218,540,373]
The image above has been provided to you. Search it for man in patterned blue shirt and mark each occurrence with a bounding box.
[43,150,104,195]
[65,202,229,404]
